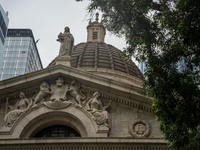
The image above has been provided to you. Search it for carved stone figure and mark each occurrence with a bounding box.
[129,120,150,137]
[50,77,68,101]
[86,92,111,126]
[66,80,85,105]
[4,92,32,127]
[57,26,74,57]
[33,81,51,105]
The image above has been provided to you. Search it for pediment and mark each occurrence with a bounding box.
[0,64,151,112]
[0,65,163,139]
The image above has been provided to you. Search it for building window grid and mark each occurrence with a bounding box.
[13,37,23,76]
[1,37,26,78]
[1,34,42,80]
[0,39,10,80]
[27,42,41,72]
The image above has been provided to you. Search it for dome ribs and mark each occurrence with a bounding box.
[95,42,98,68]
[105,44,114,70]
[97,43,112,69]
[71,43,84,67]
[120,52,130,75]
[109,45,126,73]
[127,62,144,80]
[71,42,144,80]
[81,42,96,67]
[78,43,88,68]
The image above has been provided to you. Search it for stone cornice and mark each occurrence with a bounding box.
[0,138,168,145]
[0,138,170,150]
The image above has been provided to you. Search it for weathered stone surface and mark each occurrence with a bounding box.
[57,26,74,57]
[0,138,170,150]
[55,55,71,66]
[0,18,167,149]
[0,71,161,140]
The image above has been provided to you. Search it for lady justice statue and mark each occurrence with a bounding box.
[57,26,74,57]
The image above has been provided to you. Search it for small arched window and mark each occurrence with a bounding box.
[33,125,81,138]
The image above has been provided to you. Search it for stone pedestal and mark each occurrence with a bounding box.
[55,56,71,67]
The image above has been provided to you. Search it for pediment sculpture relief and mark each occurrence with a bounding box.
[4,92,32,127]
[50,77,69,102]
[3,77,112,128]
[33,81,51,105]
[66,80,86,106]
[84,92,111,127]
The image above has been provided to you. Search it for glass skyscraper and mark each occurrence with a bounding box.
[0,29,43,80]
[138,61,146,75]
[0,4,9,72]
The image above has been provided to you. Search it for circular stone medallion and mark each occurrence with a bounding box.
[129,120,150,138]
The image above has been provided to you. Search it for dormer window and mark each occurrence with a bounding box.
[93,31,98,40]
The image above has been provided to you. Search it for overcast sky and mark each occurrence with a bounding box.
[0,0,127,68]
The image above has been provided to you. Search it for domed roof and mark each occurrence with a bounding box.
[71,42,144,80]
[48,14,144,86]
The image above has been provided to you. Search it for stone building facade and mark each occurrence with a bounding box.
[0,15,169,150]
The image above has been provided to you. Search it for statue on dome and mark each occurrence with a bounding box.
[57,26,74,57]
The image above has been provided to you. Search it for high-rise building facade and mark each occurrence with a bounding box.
[138,61,146,75]
[0,29,43,80]
[0,4,9,71]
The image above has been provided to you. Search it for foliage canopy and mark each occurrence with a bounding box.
[76,0,200,149]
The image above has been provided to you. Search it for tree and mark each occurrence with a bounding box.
[76,0,200,149]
